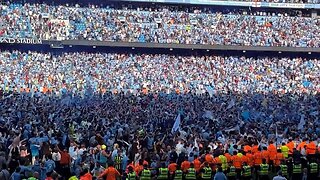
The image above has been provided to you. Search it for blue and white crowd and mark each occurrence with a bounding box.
[0,50,319,179]
[0,51,319,95]
[0,2,320,47]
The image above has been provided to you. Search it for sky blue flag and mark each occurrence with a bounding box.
[206,86,214,97]
[202,110,214,120]
[241,111,250,121]
[171,113,181,134]
[302,80,312,87]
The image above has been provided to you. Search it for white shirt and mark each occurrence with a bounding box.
[78,147,86,157]
[69,146,78,160]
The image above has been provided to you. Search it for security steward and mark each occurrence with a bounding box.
[200,162,212,180]
[126,166,137,180]
[292,161,302,180]
[174,166,183,180]
[241,162,252,180]
[157,163,168,180]
[185,163,196,180]
[226,162,237,180]
[139,164,151,180]
[259,159,269,180]
[279,160,288,179]
[308,159,318,180]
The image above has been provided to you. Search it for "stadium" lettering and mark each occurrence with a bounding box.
[0,38,42,44]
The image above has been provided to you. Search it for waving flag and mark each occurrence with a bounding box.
[171,113,181,134]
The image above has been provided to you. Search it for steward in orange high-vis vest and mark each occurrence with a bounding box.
[232,151,242,179]
[261,147,270,164]
[274,149,284,168]
[254,150,262,166]
[307,140,317,155]
[286,139,294,156]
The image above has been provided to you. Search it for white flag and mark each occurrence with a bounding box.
[171,113,181,134]
[194,137,199,149]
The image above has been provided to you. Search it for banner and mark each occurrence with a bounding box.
[266,2,305,8]
[0,37,42,44]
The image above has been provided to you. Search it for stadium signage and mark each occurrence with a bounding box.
[0,38,42,44]
[118,0,318,9]
[266,3,305,8]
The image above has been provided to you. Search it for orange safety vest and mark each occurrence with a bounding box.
[261,150,270,163]
[181,161,191,172]
[127,163,134,170]
[246,153,254,167]
[126,163,135,173]
[168,163,177,174]
[286,142,294,154]
[134,165,143,174]
[241,155,248,165]
[268,144,277,160]
[193,158,201,172]
[214,157,221,165]
[232,155,242,169]
[244,145,252,153]
[306,142,317,155]
[254,152,262,165]
[224,153,232,163]
[205,154,214,164]
[252,145,259,154]
[297,141,306,151]
[274,153,284,166]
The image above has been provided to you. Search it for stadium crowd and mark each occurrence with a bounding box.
[0,51,319,95]
[1,2,320,47]
[0,50,319,180]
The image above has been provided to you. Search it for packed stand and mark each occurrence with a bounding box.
[0,3,69,40]
[0,50,319,180]
[1,2,320,47]
[0,51,319,95]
